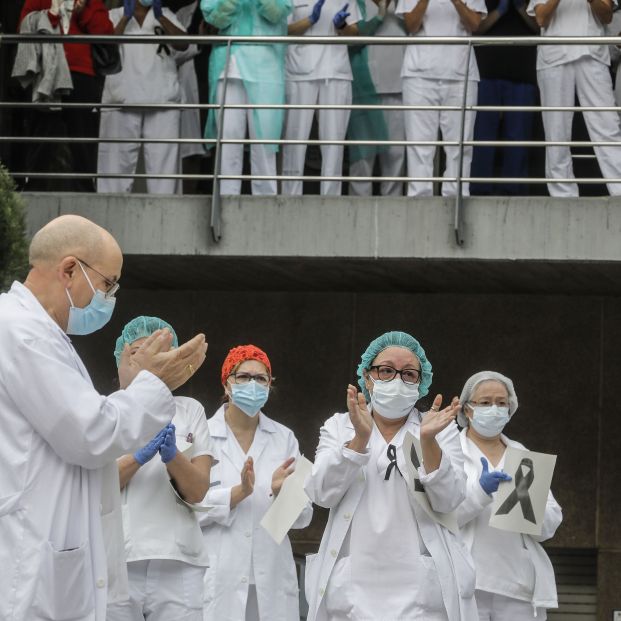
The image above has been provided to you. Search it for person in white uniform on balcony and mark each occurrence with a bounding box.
[396,0,486,196]
[0,214,207,621]
[527,0,621,196]
[200,344,313,621]
[282,0,361,195]
[456,371,563,621]
[304,331,478,621]
[98,0,189,195]
[107,315,213,621]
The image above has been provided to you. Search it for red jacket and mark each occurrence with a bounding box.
[19,0,114,76]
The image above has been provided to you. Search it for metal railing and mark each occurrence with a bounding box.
[2,33,621,243]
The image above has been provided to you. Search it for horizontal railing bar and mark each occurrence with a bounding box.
[2,101,621,113]
[9,171,620,184]
[2,34,621,46]
[2,136,619,147]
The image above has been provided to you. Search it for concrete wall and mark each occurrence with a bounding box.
[74,287,620,620]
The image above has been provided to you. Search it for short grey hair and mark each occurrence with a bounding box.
[457,371,518,428]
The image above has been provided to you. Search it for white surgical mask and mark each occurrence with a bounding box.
[469,404,510,438]
[369,376,419,420]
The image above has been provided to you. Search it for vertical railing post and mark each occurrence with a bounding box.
[210,40,233,243]
[454,40,473,246]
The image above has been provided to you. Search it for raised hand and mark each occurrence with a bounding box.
[241,457,255,497]
[271,457,295,496]
[347,384,373,448]
[333,3,350,29]
[497,0,510,16]
[479,456,512,495]
[159,423,177,463]
[118,329,208,391]
[123,0,136,18]
[152,0,163,19]
[133,426,168,465]
[420,394,459,440]
[309,0,325,23]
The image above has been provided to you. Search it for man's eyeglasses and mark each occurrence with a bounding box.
[228,372,272,386]
[369,365,421,385]
[76,258,120,299]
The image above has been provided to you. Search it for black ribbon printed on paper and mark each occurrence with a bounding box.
[495,457,537,524]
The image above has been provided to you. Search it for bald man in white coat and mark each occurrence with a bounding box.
[0,215,207,621]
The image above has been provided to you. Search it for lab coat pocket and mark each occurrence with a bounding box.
[174,500,204,557]
[324,556,353,616]
[33,540,95,620]
[450,540,476,599]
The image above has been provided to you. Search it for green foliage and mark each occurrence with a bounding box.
[0,164,29,292]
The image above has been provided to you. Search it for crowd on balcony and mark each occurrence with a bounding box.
[7,0,621,196]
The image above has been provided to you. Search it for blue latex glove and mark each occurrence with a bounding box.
[479,457,512,495]
[496,0,510,16]
[152,0,163,20]
[133,427,167,466]
[333,3,350,29]
[159,423,178,464]
[309,0,325,24]
[123,0,135,18]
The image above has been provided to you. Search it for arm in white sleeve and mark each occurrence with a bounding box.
[419,423,467,514]
[531,490,562,543]
[304,414,370,509]
[4,333,175,470]
[456,476,494,527]
[198,486,238,527]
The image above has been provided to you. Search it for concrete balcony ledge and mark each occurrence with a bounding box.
[22,193,621,293]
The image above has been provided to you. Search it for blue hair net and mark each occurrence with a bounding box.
[114,316,178,367]
[357,331,433,400]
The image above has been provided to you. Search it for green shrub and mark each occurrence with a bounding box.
[0,164,29,292]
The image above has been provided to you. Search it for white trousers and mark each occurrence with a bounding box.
[349,93,405,196]
[538,55,621,197]
[282,78,352,196]
[402,77,477,197]
[475,590,546,621]
[107,559,205,621]
[216,78,277,196]
[97,109,180,195]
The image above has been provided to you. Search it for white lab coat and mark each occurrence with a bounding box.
[304,411,478,621]
[200,405,313,621]
[457,430,563,612]
[0,282,176,621]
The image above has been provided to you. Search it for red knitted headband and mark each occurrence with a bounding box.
[221,345,272,385]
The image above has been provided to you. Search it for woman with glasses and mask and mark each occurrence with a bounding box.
[305,331,478,621]
[199,344,313,621]
[108,315,214,621]
[456,371,562,621]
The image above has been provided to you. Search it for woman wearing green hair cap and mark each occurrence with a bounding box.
[108,316,215,621]
[304,330,478,621]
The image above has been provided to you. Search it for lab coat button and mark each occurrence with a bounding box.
[330,549,337,557]
[241,577,248,583]
[344,513,351,520]
[245,531,252,537]
[319,587,325,596]
[96,579,105,589]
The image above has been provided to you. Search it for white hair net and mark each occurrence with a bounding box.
[458,371,518,428]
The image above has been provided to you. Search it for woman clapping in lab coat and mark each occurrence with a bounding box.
[200,344,313,621]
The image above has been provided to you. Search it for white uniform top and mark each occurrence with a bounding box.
[395,0,486,81]
[349,423,446,620]
[121,396,214,567]
[457,429,563,611]
[527,0,616,69]
[366,0,406,95]
[286,0,362,80]
[103,7,186,105]
[0,282,176,621]
[199,405,313,621]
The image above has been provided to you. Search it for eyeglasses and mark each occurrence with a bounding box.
[228,372,272,386]
[76,258,120,299]
[468,399,509,408]
[369,365,421,385]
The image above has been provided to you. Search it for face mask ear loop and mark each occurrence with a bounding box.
[77,261,97,295]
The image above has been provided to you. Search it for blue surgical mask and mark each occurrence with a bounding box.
[138,0,153,6]
[65,263,116,335]
[230,381,269,417]
[469,405,510,438]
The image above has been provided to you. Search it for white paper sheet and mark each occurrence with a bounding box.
[402,432,459,535]
[260,455,313,544]
[489,446,557,536]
